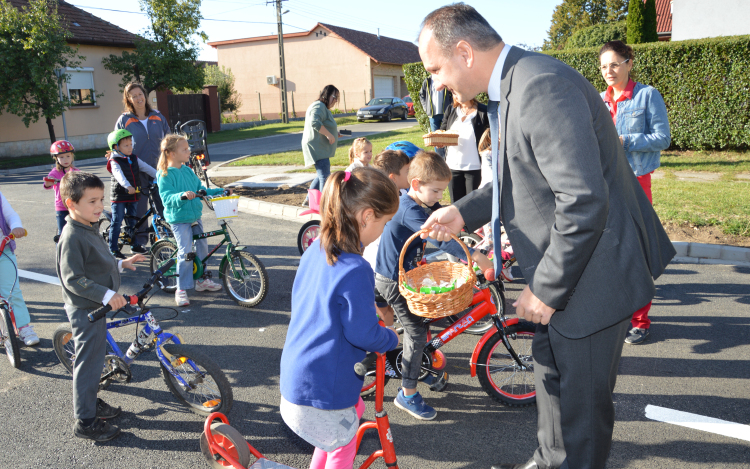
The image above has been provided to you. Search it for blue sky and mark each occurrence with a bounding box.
[69,0,562,61]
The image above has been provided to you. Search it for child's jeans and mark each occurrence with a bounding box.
[108,202,138,252]
[0,251,31,328]
[56,210,69,236]
[173,220,208,291]
[65,304,107,419]
[309,398,366,469]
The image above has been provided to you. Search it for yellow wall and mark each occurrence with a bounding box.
[215,26,408,118]
[0,44,157,157]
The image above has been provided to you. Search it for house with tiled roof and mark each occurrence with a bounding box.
[1,0,148,157]
[208,23,421,119]
[655,0,673,41]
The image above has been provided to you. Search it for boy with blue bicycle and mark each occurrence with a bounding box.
[56,172,145,442]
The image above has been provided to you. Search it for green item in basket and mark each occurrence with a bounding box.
[403,282,416,293]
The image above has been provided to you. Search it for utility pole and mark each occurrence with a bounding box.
[274,0,289,123]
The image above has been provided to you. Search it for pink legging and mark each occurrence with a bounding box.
[309,398,365,469]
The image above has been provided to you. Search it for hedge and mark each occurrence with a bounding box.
[566,21,626,49]
[404,36,750,150]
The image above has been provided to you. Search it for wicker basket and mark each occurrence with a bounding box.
[423,132,459,147]
[398,229,476,318]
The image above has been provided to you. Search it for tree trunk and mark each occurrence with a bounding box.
[46,116,57,143]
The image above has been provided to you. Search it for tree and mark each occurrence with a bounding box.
[103,0,207,94]
[544,0,628,50]
[627,0,647,44]
[203,65,241,113]
[566,21,627,49]
[0,0,85,142]
[643,0,659,42]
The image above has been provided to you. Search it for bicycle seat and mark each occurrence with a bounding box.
[250,459,296,469]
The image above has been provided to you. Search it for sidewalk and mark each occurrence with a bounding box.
[210,163,750,267]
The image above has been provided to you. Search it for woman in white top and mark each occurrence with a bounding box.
[437,97,489,203]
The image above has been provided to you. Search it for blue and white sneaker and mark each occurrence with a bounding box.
[394,389,437,421]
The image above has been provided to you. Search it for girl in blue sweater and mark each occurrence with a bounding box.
[280,167,401,469]
[156,134,226,306]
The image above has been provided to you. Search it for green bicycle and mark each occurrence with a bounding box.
[150,190,268,308]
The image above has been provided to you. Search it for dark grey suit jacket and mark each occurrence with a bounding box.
[457,47,675,339]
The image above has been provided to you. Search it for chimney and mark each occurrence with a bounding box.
[377,28,380,40]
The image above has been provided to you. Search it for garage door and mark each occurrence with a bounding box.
[373,76,394,98]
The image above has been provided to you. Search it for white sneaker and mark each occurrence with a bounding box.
[175,290,190,306]
[18,324,40,346]
[195,278,222,292]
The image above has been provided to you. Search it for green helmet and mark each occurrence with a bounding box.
[107,129,133,150]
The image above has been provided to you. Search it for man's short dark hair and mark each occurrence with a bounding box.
[60,171,104,205]
[421,3,502,56]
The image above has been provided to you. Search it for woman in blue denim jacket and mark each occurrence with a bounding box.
[599,40,671,346]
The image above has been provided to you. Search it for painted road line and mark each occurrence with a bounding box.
[645,405,750,442]
[18,270,61,286]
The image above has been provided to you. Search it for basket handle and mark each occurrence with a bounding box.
[398,228,474,279]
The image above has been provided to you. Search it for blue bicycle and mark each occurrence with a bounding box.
[99,182,173,250]
[52,259,233,417]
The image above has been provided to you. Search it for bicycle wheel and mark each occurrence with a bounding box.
[476,321,536,407]
[53,323,119,390]
[220,250,268,308]
[297,220,320,255]
[151,239,179,293]
[200,422,252,469]
[360,368,391,398]
[0,305,20,369]
[191,155,207,184]
[458,231,483,248]
[161,344,233,416]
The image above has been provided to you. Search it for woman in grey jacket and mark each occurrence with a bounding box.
[301,85,340,205]
[113,83,171,250]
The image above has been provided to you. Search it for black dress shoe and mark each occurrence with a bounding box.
[491,459,538,469]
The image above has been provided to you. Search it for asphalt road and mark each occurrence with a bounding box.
[1,164,749,468]
[206,119,419,167]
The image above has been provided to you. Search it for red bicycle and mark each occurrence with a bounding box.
[297,189,321,255]
[0,230,27,369]
[199,341,399,468]
[361,271,536,407]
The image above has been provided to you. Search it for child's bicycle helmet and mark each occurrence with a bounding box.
[107,129,133,151]
[385,141,422,159]
[50,140,75,155]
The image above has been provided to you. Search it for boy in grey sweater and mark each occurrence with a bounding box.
[56,172,145,442]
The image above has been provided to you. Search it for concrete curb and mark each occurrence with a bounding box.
[0,157,107,176]
[237,195,319,224]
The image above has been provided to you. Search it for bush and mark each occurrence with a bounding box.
[545,35,750,150]
[204,65,241,113]
[566,21,627,49]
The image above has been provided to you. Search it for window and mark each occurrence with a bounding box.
[66,68,96,106]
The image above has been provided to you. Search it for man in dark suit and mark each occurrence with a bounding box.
[417,4,675,469]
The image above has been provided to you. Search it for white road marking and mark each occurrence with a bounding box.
[645,405,750,442]
[18,270,61,286]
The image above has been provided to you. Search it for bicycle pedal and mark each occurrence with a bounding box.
[420,371,449,392]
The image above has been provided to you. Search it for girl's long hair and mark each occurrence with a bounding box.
[157,134,188,177]
[348,137,371,164]
[319,167,399,265]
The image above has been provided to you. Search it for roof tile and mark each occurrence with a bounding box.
[655,0,672,34]
[8,0,140,48]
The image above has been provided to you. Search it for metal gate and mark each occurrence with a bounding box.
[167,94,206,131]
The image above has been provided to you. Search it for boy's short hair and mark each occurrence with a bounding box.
[372,150,410,176]
[408,151,452,184]
[60,171,104,204]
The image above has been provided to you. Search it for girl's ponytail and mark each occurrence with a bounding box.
[319,167,399,265]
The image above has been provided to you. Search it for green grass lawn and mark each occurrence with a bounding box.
[0,147,108,171]
[654,150,750,236]
[228,125,425,167]
[206,115,361,145]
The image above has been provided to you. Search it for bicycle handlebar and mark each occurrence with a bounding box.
[179,189,231,201]
[0,229,27,254]
[88,258,177,322]
[354,353,377,377]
